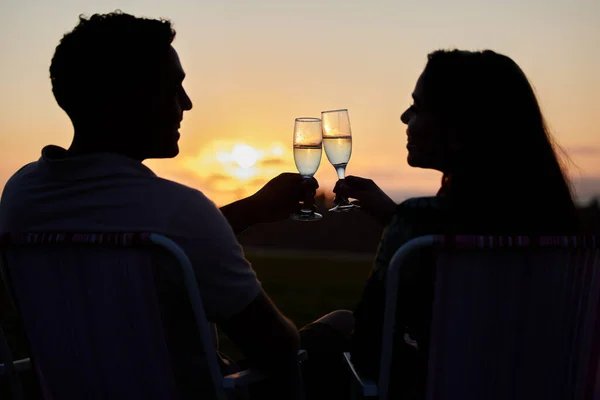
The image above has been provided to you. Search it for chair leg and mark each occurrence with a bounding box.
[352,380,362,400]
[293,363,307,400]
[0,325,23,400]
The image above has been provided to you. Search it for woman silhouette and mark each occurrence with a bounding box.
[300,49,579,400]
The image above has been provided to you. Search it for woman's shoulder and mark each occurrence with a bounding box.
[372,196,452,277]
[396,196,451,217]
[387,196,454,236]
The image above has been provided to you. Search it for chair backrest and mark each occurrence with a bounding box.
[0,232,227,400]
[380,235,600,400]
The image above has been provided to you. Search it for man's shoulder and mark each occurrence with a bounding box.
[139,166,216,214]
[13,161,37,175]
[149,175,202,197]
[6,161,38,180]
[149,176,217,210]
[146,177,226,227]
[0,161,42,229]
[2,161,39,195]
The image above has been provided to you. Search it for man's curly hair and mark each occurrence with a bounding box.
[50,11,176,117]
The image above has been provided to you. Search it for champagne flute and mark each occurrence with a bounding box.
[290,117,323,221]
[321,109,359,212]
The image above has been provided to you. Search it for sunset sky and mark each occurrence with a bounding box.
[1,0,599,206]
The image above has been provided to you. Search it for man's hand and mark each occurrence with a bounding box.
[220,290,301,398]
[333,176,396,225]
[220,173,319,234]
[250,173,319,224]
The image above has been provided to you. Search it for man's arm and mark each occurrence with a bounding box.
[220,173,318,235]
[172,187,302,387]
[219,289,300,375]
[219,197,259,235]
[220,290,302,399]
[172,184,307,397]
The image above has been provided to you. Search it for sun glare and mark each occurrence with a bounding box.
[232,144,259,169]
[180,140,297,205]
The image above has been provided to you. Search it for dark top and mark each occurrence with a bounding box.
[351,196,456,397]
[350,181,578,398]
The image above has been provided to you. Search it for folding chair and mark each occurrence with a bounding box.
[0,254,32,400]
[0,232,305,399]
[0,322,32,400]
[345,235,600,400]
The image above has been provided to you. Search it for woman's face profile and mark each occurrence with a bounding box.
[401,71,462,172]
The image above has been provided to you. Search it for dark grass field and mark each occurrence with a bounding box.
[219,251,373,359]
[0,251,374,398]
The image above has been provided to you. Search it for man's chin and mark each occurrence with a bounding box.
[148,144,179,159]
[160,146,180,159]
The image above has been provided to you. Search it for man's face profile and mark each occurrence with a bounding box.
[129,46,193,160]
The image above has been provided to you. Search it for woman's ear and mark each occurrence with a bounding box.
[442,126,470,170]
[446,126,466,153]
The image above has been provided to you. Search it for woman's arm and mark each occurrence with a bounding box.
[333,176,397,225]
[350,198,442,379]
[351,213,406,378]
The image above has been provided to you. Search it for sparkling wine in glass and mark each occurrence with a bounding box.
[321,109,359,212]
[291,117,323,221]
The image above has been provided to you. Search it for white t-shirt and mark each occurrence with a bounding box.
[0,145,262,322]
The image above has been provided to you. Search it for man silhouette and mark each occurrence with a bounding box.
[0,11,315,398]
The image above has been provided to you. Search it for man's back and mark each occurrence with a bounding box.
[0,145,263,397]
[2,11,306,399]
[3,145,209,233]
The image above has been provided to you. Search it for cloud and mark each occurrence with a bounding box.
[249,177,269,187]
[160,140,594,208]
[154,147,600,208]
[571,176,600,203]
[204,173,233,185]
[163,140,297,206]
[566,146,600,156]
[258,157,286,166]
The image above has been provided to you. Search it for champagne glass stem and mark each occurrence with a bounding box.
[335,166,351,205]
[299,176,315,214]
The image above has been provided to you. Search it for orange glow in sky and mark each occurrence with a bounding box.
[1,0,599,206]
[155,140,297,205]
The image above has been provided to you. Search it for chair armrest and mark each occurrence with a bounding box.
[222,350,308,389]
[343,352,378,397]
[222,368,266,389]
[0,358,32,375]
[297,349,308,362]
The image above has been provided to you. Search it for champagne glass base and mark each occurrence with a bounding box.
[329,203,360,212]
[290,211,323,221]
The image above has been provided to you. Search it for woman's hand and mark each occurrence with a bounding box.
[333,176,396,225]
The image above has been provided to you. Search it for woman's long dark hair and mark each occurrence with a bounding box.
[423,50,578,233]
